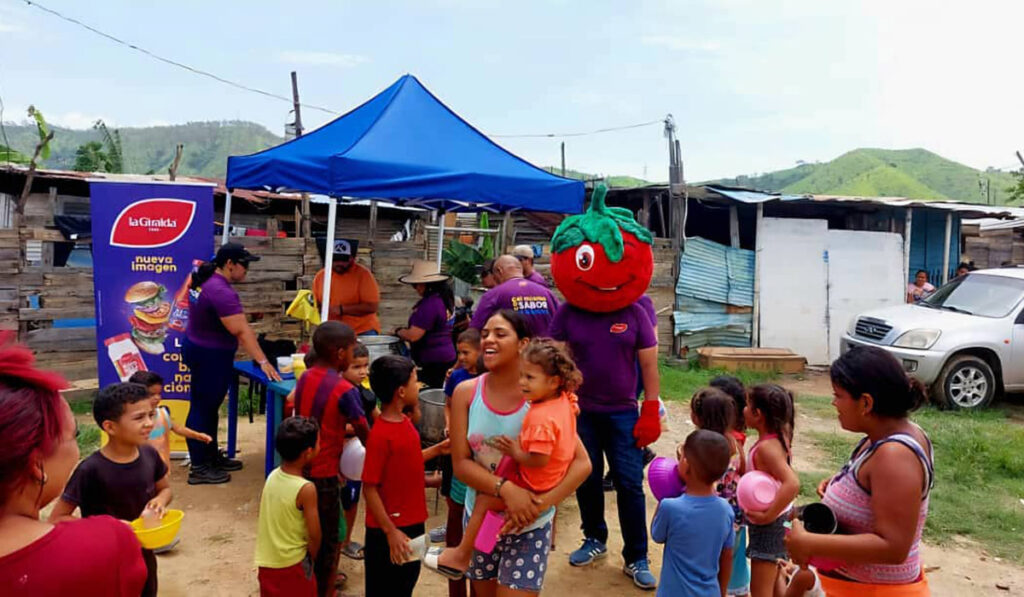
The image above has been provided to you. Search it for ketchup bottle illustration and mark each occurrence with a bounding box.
[168,259,202,332]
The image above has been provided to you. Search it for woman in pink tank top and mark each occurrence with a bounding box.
[786,346,933,596]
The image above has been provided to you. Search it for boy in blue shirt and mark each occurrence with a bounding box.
[652,429,735,597]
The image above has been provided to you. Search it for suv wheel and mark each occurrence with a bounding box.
[932,355,996,410]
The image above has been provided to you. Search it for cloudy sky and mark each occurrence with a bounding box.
[1,0,1021,181]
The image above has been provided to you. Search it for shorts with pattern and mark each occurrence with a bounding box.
[747,516,788,562]
[466,520,552,593]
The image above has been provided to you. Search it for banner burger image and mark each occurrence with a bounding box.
[126,280,171,355]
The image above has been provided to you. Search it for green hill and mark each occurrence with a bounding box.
[1,121,282,178]
[710,148,1017,204]
[540,166,651,188]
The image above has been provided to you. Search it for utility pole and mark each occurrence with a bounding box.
[291,71,311,239]
[560,142,566,177]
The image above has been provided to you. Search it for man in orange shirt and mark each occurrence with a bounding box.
[312,239,382,335]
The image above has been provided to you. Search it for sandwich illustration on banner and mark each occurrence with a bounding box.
[125,281,171,354]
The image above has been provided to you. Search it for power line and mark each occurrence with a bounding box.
[21,0,340,115]
[20,0,666,140]
[490,119,664,138]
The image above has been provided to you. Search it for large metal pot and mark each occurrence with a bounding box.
[416,388,447,445]
[359,335,404,364]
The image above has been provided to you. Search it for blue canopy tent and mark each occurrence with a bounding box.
[225,74,583,320]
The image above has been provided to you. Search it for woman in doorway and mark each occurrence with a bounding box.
[396,260,457,389]
[184,242,280,485]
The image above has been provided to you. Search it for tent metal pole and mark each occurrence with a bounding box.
[436,210,446,270]
[321,197,338,323]
[221,190,232,245]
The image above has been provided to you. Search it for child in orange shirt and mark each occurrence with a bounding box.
[428,338,581,578]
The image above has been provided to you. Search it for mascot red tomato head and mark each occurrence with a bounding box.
[551,184,654,313]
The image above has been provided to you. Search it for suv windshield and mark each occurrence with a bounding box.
[923,273,1024,318]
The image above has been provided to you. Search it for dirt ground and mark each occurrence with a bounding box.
[145,371,1023,596]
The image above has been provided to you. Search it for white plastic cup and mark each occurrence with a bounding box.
[405,534,429,563]
[276,356,293,374]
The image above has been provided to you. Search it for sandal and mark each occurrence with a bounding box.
[340,542,364,560]
[424,547,466,581]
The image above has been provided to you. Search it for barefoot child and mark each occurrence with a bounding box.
[255,417,322,597]
[653,429,735,597]
[49,382,172,597]
[690,387,749,596]
[743,384,800,597]
[427,337,581,579]
[363,355,449,597]
[129,371,212,466]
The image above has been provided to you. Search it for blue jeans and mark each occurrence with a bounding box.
[182,338,236,468]
[576,407,648,564]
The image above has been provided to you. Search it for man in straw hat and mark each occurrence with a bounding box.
[312,238,382,335]
[395,260,457,388]
[469,255,559,337]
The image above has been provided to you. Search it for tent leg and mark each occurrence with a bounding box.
[321,198,337,323]
[221,190,232,245]
[436,210,446,270]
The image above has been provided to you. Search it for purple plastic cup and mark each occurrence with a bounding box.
[474,511,505,554]
[647,456,685,501]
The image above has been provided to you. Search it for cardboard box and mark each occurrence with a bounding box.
[697,347,806,374]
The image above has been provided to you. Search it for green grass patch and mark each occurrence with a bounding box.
[68,398,93,416]
[658,360,776,403]
[77,423,101,457]
[801,401,1024,563]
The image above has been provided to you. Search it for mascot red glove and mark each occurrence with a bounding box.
[633,399,662,447]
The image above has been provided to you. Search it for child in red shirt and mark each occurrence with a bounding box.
[363,355,449,597]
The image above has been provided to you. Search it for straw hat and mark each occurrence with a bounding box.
[398,260,451,284]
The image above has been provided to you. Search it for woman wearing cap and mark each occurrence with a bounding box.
[184,242,281,485]
[395,260,457,388]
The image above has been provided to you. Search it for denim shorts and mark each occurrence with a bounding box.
[466,521,552,593]
[747,516,788,561]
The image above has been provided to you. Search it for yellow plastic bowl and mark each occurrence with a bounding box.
[130,509,184,549]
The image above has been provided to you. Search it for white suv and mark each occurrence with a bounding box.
[841,268,1024,409]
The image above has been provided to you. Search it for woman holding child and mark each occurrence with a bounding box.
[0,336,147,595]
[431,309,593,596]
[786,345,934,596]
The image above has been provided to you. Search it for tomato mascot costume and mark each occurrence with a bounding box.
[549,183,661,584]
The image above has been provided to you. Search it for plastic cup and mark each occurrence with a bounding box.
[474,511,505,554]
[647,456,685,501]
[736,471,781,513]
[800,502,838,534]
[405,534,429,563]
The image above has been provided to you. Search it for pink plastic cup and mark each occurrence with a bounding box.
[474,511,505,553]
[736,471,781,513]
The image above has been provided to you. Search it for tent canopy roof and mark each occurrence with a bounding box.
[226,75,583,213]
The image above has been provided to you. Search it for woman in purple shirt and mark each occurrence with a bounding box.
[184,243,280,485]
[396,261,457,388]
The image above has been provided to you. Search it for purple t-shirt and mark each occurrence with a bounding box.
[526,270,548,287]
[408,293,456,365]
[186,273,244,350]
[470,277,560,338]
[549,302,657,413]
[637,294,658,327]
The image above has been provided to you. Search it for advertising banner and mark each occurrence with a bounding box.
[90,181,214,453]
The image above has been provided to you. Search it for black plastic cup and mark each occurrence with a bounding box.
[800,502,838,534]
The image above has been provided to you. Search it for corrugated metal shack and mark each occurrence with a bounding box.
[606,184,1017,364]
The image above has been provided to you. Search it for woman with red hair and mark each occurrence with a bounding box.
[0,334,147,595]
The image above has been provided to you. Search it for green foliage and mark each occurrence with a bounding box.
[1008,169,1024,203]
[93,120,124,174]
[73,141,112,172]
[479,213,494,259]
[657,359,776,403]
[0,145,30,164]
[443,240,485,285]
[800,401,1024,563]
[1,120,282,177]
[77,423,101,457]
[551,184,653,261]
[27,105,51,160]
[541,167,654,188]
[708,148,1019,205]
